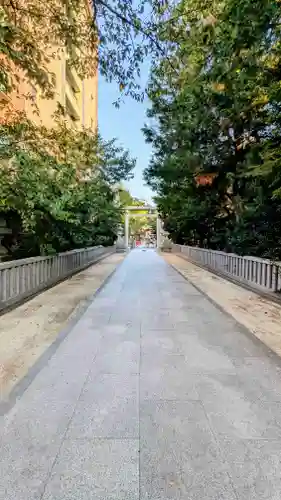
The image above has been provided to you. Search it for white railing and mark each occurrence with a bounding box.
[172,244,281,294]
[0,245,115,312]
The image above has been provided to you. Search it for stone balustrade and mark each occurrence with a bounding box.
[172,244,281,294]
[0,245,115,312]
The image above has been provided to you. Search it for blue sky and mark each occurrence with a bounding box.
[98,74,154,203]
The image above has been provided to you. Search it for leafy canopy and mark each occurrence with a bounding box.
[0,118,135,257]
[144,0,281,259]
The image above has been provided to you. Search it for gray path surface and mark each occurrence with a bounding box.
[1,249,281,500]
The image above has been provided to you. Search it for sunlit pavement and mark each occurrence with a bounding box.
[1,249,281,499]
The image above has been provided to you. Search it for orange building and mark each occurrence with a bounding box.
[21,54,98,130]
[0,3,98,131]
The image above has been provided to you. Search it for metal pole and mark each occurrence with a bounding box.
[124,212,129,249]
[156,217,161,249]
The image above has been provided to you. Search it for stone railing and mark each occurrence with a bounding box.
[0,245,115,312]
[172,244,281,294]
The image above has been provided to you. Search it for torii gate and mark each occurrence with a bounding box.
[123,206,163,249]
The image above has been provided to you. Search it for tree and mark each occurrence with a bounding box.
[144,0,281,259]
[0,118,135,257]
[1,0,169,258]
[1,0,165,258]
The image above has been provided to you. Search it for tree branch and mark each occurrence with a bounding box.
[93,0,177,73]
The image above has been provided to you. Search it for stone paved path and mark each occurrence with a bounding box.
[1,249,281,499]
[0,253,124,398]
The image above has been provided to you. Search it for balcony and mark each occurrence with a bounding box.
[65,80,80,123]
[66,62,81,93]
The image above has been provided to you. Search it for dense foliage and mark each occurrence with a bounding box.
[144,0,281,259]
[0,119,135,258]
[0,0,152,257]
[5,0,281,259]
